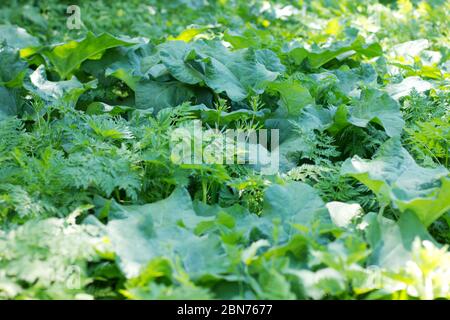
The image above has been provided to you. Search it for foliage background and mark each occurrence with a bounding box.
[0,0,449,300]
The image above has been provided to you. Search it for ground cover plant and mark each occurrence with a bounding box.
[0,0,449,300]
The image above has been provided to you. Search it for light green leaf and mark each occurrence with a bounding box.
[168,26,209,42]
[223,28,273,49]
[273,135,315,172]
[42,32,134,79]
[105,188,225,278]
[101,43,159,90]
[296,104,337,132]
[385,76,433,100]
[342,138,450,226]
[365,211,435,269]
[326,202,363,228]
[391,39,429,59]
[104,43,159,90]
[263,182,330,236]
[157,41,283,101]
[200,42,281,101]
[293,268,347,299]
[269,80,314,117]
[241,240,270,265]
[348,88,404,137]
[0,25,40,49]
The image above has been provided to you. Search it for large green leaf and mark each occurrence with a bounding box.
[105,188,226,278]
[342,138,450,226]
[385,76,433,100]
[42,32,134,79]
[134,79,194,112]
[269,80,315,117]
[158,41,204,85]
[0,45,28,87]
[296,105,335,131]
[348,88,404,137]
[193,201,271,242]
[291,88,403,137]
[0,86,19,119]
[223,28,274,49]
[365,211,435,269]
[273,135,315,172]
[0,25,40,49]
[104,43,159,90]
[200,42,282,101]
[156,40,283,102]
[296,104,348,134]
[262,182,330,239]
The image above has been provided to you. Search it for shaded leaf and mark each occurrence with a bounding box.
[0,45,28,87]
[134,79,194,112]
[0,86,19,119]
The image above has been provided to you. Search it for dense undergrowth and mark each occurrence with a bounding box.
[0,0,449,299]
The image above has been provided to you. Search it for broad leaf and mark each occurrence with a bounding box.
[199,42,283,101]
[105,188,226,278]
[158,41,204,85]
[348,88,404,137]
[288,34,382,68]
[269,80,314,117]
[385,76,433,100]
[0,45,28,87]
[0,86,19,119]
[326,202,363,228]
[134,79,194,112]
[0,25,40,49]
[263,182,330,239]
[156,40,284,102]
[104,43,159,90]
[342,138,450,226]
[365,211,435,269]
[42,32,134,79]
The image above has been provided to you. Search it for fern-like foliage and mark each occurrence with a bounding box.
[405,116,450,168]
